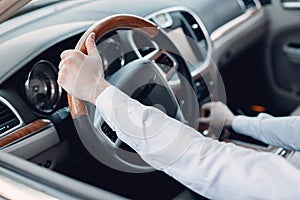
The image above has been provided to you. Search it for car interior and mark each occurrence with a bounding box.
[0,0,300,199]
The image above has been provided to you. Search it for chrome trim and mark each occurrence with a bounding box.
[146,6,213,75]
[152,12,173,29]
[25,60,62,113]
[0,96,24,138]
[274,147,287,157]
[282,2,300,9]
[286,150,296,160]
[146,49,178,80]
[254,0,262,9]
[237,0,247,10]
[210,8,261,42]
[236,0,262,11]
[0,119,52,150]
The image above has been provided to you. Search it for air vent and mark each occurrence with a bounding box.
[181,12,205,44]
[241,0,257,10]
[0,98,21,136]
[101,121,118,143]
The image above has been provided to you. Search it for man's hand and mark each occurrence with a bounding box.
[198,101,236,128]
[57,32,110,104]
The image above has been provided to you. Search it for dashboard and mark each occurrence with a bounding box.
[2,0,299,199]
[0,0,276,162]
[0,3,218,158]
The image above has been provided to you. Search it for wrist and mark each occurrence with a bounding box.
[92,79,111,104]
[225,116,236,128]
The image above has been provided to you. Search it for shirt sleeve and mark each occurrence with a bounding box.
[232,113,300,151]
[95,85,300,199]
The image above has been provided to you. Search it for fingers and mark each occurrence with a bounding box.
[85,32,98,56]
[61,49,84,60]
[200,102,212,118]
[57,32,105,103]
[57,67,65,85]
[199,102,223,124]
[57,65,69,91]
[58,50,81,86]
[61,49,81,59]
[60,50,73,60]
[198,117,210,124]
[57,60,76,84]
[59,32,98,71]
[198,103,211,125]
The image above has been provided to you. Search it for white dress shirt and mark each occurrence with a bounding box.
[233,113,300,151]
[95,85,300,199]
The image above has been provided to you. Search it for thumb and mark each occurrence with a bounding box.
[198,117,210,124]
[200,102,212,116]
[85,32,98,56]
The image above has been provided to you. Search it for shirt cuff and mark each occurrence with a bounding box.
[95,84,116,100]
[232,115,256,137]
[232,113,274,138]
[95,85,117,126]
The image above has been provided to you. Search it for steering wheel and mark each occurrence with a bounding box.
[68,14,199,173]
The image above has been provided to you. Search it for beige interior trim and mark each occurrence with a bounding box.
[210,8,260,42]
[0,0,31,24]
[0,174,58,200]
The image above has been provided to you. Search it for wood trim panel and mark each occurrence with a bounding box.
[0,119,51,148]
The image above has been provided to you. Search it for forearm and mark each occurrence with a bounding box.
[94,85,189,169]
[95,86,300,199]
[232,114,300,151]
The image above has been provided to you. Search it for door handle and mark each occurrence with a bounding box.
[283,43,300,65]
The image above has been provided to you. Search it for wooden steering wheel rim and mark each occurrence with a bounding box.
[68,14,159,119]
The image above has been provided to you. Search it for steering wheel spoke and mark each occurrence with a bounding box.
[145,49,179,81]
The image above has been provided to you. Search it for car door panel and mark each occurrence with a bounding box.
[265,0,300,113]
